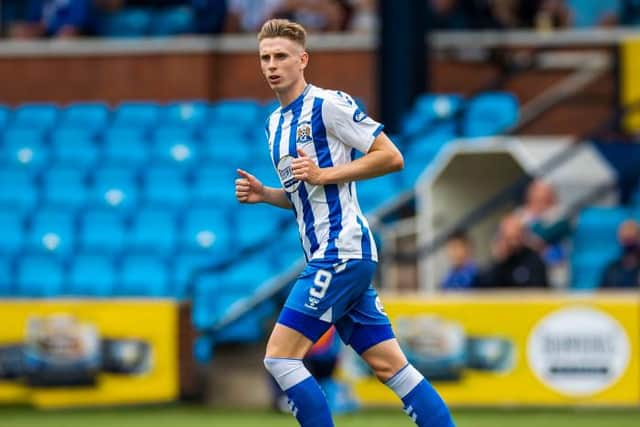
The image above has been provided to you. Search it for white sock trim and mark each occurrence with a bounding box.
[264,358,312,391]
[385,364,424,399]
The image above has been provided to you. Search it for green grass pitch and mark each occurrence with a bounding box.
[2,405,640,427]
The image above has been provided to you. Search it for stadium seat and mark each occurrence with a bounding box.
[402,94,462,137]
[150,6,195,36]
[16,254,64,297]
[113,102,159,128]
[357,174,401,213]
[0,167,38,212]
[2,127,48,171]
[103,127,148,167]
[78,209,126,254]
[67,253,116,297]
[97,8,153,37]
[117,254,169,297]
[130,207,176,255]
[571,250,619,290]
[13,103,58,130]
[234,204,282,247]
[0,257,11,295]
[462,92,519,138]
[0,105,9,129]
[172,251,215,298]
[573,206,628,254]
[202,126,251,165]
[180,207,230,256]
[0,210,25,255]
[42,166,88,208]
[210,99,262,128]
[224,258,276,293]
[27,207,75,257]
[192,166,237,205]
[61,102,109,133]
[90,165,139,213]
[163,101,209,128]
[269,225,302,270]
[143,166,189,208]
[150,133,198,166]
[51,127,98,167]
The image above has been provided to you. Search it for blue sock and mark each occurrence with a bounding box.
[385,364,455,427]
[264,357,334,427]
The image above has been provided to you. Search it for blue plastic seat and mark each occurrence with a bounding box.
[27,207,75,257]
[150,135,198,166]
[13,103,58,130]
[79,209,126,254]
[51,127,98,167]
[97,8,152,37]
[202,126,251,164]
[210,99,262,128]
[357,174,401,213]
[43,166,88,208]
[402,94,462,136]
[16,254,64,297]
[143,166,189,208]
[117,254,169,297]
[0,210,25,255]
[172,251,215,299]
[180,207,230,256]
[67,253,115,297]
[130,208,176,255]
[0,257,11,295]
[2,127,48,171]
[234,204,281,247]
[113,102,159,128]
[0,105,10,129]
[223,258,276,293]
[61,102,109,134]
[192,167,237,205]
[152,125,194,142]
[573,206,628,254]
[163,101,209,128]
[571,250,619,290]
[150,6,195,35]
[90,165,139,213]
[462,92,519,138]
[103,127,148,167]
[0,168,38,212]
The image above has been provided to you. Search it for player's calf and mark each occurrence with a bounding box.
[264,357,334,427]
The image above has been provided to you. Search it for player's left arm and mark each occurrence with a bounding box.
[292,132,403,185]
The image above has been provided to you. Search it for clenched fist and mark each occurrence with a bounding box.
[235,169,265,203]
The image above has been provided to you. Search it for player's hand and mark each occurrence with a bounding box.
[292,148,325,185]
[236,169,265,203]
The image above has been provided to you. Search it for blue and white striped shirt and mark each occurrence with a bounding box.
[266,84,384,262]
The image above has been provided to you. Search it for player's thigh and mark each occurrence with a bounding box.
[360,338,408,382]
[265,323,315,359]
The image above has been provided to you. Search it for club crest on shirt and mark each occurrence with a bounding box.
[353,108,367,123]
[296,122,313,144]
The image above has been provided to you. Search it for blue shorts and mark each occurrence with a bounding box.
[277,258,395,354]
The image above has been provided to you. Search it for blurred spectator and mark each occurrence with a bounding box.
[476,214,549,288]
[520,0,571,30]
[600,219,640,288]
[271,0,349,32]
[9,0,95,38]
[428,0,469,30]
[619,0,640,26]
[348,0,377,32]
[515,179,571,261]
[224,0,284,32]
[441,231,479,290]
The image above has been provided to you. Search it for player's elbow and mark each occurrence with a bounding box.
[389,150,404,172]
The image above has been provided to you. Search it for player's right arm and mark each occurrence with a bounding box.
[235,169,291,209]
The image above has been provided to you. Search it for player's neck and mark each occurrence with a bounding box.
[277,79,308,108]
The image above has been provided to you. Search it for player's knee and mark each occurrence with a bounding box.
[368,357,399,382]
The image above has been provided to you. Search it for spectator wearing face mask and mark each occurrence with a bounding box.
[600,219,640,288]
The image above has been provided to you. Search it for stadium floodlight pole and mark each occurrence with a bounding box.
[378,0,428,134]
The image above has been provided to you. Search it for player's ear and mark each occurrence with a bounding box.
[300,51,309,70]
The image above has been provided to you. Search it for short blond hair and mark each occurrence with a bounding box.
[258,19,307,49]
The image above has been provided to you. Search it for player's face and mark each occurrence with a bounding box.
[259,37,308,94]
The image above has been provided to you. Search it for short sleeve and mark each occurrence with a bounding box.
[322,91,384,154]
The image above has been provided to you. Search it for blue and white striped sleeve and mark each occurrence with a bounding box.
[323,91,384,154]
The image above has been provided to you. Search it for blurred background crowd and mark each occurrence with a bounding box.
[2,0,640,39]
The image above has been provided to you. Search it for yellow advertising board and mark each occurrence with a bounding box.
[0,299,178,408]
[345,293,639,406]
[621,37,640,132]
